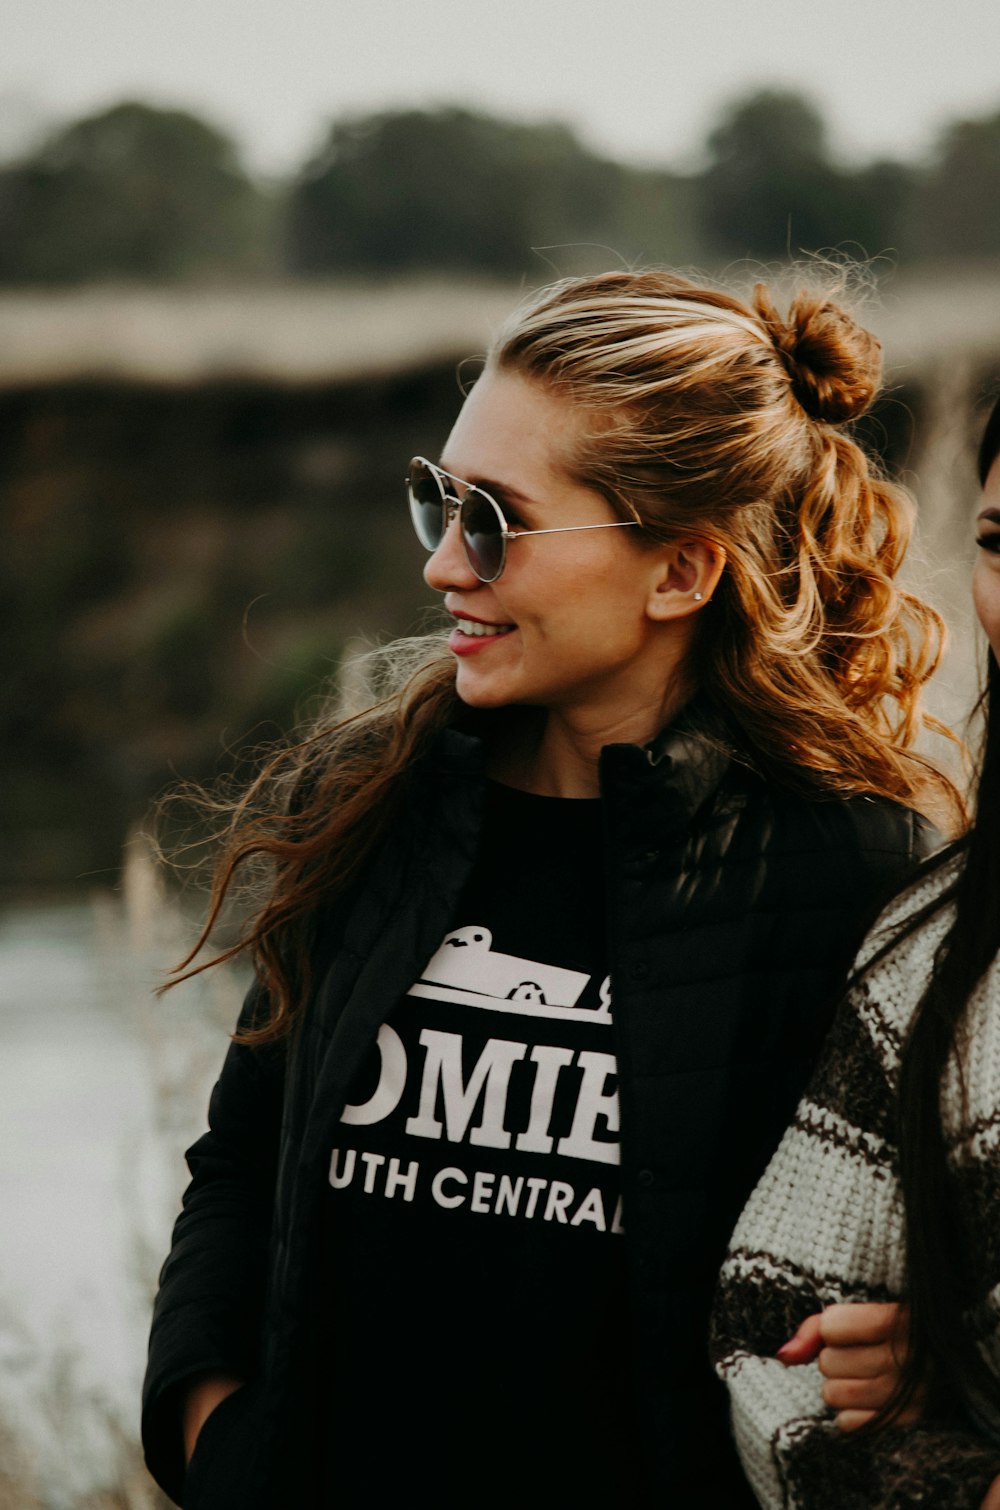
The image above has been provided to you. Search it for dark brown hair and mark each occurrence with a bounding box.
[883,393,1000,1435]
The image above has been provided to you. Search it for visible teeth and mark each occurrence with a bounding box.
[458,621,512,637]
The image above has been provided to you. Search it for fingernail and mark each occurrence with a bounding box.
[776,1343,795,1364]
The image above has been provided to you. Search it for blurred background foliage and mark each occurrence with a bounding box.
[1,84,999,889]
[0,87,999,281]
[0,368,463,887]
[0,102,275,283]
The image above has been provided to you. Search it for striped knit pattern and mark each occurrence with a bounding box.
[712,859,1000,1509]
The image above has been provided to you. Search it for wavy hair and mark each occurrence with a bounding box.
[491,270,958,810]
[165,268,962,1042]
[875,392,1000,1437]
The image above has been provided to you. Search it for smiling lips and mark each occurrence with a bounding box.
[456,619,512,637]
[449,614,515,654]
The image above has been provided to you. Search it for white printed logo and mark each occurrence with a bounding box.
[409,925,612,1024]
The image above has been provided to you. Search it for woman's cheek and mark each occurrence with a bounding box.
[973,558,1000,666]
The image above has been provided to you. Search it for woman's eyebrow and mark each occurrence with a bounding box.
[977,507,1000,524]
[437,460,537,510]
[474,477,536,508]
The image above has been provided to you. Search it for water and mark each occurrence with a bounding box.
[0,881,245,1505]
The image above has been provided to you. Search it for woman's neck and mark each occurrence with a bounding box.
[487,686,692,798]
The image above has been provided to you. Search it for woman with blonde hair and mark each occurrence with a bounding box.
[143,268,955,1508]
[713,395,1000,1508]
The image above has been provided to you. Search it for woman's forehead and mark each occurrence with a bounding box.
[441,368,582,491]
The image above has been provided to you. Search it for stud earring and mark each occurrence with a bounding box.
[693,592,703,602]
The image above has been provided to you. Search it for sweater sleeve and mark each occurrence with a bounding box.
[711,932,1000,1510]
[141,982,285,1505]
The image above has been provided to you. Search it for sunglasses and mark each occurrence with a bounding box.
[406,456,639,583]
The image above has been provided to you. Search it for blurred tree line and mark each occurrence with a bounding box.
[0,88,999,283]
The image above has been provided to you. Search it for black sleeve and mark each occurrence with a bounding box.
[141,983,284,1505]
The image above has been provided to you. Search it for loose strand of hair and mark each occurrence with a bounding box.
[156,645,460,1041]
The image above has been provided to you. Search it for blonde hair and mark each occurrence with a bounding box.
[167,268,961,1041]
[491,269,957,811]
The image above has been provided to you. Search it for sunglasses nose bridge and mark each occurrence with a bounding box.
[441,493,461,531]
[422,494,481,591]
[410,462,504,584]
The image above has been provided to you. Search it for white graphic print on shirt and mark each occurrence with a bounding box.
[328,921,623,1235]
[411,924,613,1022]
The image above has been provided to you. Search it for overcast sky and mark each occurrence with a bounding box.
[4,0,1000,175]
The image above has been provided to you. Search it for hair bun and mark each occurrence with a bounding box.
[753,283,882,424]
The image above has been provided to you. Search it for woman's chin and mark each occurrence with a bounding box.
[454,678,516,710]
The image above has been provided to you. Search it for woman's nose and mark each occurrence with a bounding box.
[424,508,479,592]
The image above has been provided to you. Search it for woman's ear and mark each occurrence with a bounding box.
[645,539,727,622]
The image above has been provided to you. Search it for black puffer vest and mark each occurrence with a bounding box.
[143,709,935,1508]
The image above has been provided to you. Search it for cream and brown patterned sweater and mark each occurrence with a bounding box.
[712,859,1000,1509]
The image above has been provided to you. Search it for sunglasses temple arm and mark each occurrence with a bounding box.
[505,522,640,539]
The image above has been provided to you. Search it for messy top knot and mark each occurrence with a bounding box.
[753,282,882,424]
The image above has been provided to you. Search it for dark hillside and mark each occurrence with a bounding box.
[0,364,459,885]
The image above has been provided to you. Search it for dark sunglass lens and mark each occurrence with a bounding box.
[462,490,504,582]
[407,463,446,550]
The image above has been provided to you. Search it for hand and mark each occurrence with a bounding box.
[182,1374,245,1464]
[777,1303,919,1431]
[981,1474,1000,1510]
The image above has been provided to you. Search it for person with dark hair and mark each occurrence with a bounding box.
[142,269,958,1508]
[713,393,1000,1508]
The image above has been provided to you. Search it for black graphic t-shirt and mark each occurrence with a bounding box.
[318,782,651,1506]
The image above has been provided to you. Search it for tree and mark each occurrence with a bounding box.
[916,108,1000,259]
[285,106,699,277]
[849,159,920,260]
[0,101,270,283]
[698,89,873,261]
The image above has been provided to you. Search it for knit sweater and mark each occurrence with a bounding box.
[711,857,1000,1509]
